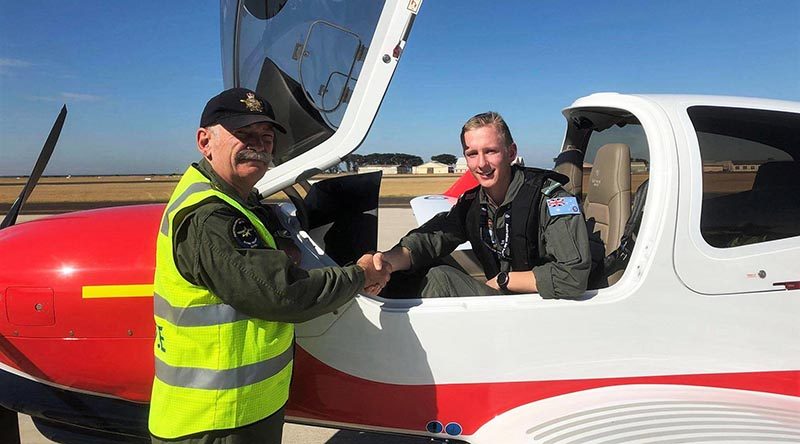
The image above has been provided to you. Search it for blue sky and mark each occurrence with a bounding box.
[1,0,799,176]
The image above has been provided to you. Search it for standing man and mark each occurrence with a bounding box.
[376,111,591,299]
[149,88,389,443]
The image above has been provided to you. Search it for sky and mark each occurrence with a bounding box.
[1,0,799,176]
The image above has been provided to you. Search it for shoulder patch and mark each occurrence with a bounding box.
[231,217,265,249]
[546,196,581,217]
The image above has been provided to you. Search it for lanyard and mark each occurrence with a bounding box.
[480,204,512,261]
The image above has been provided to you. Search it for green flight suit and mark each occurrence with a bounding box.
[173,160,364,323]
[398,167,591,299]
[152,159,364,444]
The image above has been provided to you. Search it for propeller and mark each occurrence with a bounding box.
[1,105,67,229]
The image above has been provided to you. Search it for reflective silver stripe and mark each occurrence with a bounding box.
[159,182,214,235]
[153,293,251,327]
[155,346,293,390]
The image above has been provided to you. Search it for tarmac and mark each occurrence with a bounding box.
[13,208,447,443]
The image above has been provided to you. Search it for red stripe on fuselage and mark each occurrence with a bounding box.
[287,346,800,435]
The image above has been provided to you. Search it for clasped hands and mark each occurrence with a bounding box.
[356,252,394,296]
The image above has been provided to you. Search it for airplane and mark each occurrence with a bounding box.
[1,0,799,443]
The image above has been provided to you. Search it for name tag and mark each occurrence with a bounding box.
[546,196,581,217]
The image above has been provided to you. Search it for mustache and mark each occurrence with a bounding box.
[235,149,272,165]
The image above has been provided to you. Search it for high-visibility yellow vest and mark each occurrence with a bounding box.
[148,166,294,439]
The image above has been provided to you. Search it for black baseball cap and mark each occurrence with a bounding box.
[200,87,287,133]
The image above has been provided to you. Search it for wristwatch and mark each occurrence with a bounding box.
[496,271,510,291]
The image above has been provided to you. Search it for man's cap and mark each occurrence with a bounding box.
[200,87,287,133]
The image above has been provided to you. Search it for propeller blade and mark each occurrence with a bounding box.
[1,105,67,229]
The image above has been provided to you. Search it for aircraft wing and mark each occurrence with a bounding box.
[408,170,479,250]
[408,194,470,251]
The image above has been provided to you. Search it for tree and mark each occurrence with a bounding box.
[431,154,457,165]
[394,153,423,167]
[356,152,423,167]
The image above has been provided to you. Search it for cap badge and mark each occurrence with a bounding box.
[240,92,264,113]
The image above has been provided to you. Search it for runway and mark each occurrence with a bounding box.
[13,208,441,443]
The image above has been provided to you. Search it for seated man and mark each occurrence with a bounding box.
[375,112,591,299]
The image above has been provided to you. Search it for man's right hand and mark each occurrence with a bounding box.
[356,253,391,295]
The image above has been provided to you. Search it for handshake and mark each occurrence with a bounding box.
[355,251,395,296]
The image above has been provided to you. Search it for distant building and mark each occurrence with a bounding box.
[412,161,450,175]
[703,160,765,172]
[631,158,649,173]
[454,157,468,174]
[730,160,763,172]
[358,165,399,175]
[703,162,726,172]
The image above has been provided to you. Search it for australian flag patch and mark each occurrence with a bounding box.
[546,196,581,217]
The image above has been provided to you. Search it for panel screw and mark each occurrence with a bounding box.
[382,54,391,63]
[127,329,134,336]
[758,270,766,279]
[34,303,43,311]
[68,330,74,337]
[12,330,19,336]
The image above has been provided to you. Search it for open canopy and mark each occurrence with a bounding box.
[221,0,420,196]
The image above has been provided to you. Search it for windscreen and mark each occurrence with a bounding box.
[221,0,386,166]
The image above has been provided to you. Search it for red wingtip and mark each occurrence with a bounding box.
[443,171,479,198]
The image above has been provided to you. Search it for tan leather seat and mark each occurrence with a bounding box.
[554,146,584,198]
[585,143,631,263]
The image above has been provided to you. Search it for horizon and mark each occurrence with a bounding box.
[2,1,799,176]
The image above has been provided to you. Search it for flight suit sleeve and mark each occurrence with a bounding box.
[531,190,591,299]
[397,195,471,272]
[174,205,365,323]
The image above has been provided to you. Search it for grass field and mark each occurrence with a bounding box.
[0,174,463,212]
[0,172,755,213]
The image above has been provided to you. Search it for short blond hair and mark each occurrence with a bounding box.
[460,111,514,149]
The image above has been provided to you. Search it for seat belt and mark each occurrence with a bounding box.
[603,179,649,276]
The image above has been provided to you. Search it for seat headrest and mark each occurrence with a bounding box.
[588,143,631,203]
[554,147,584,195]
[752,161,800,190]
[554,148,583,168]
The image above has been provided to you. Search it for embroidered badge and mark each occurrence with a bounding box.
[231,218,263,248]
[240,92,264,112]
[546,196,581,217]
